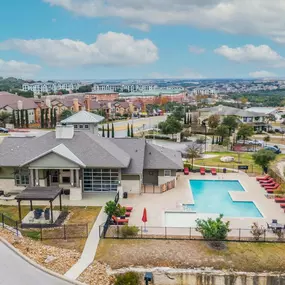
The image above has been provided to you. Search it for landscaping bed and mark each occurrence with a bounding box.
[96,239,285,273]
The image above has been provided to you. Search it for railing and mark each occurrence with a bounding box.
[142,180,176,194]
[189,164,257,174]
[0,213,19,236]
[100,225,285,243]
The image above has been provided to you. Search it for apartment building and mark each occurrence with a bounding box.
[92,83,158,92]
[22,82,84,95]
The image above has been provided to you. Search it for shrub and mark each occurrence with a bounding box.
[250,222,265,241]
[104,201,117,216]
[275,229,284,241]
[121,225,140,238]
[196,214,231,249]
[23,230,41,240]
[115,272,140,285]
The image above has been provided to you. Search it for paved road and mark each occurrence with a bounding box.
[0,241,72,285]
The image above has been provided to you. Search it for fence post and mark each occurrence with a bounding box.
[264,230,266,242]
[117,225,119,238]
[141,226,143,238]
[64,224,66,240]
[2,213,4,228]
[165,227,167,239]
[15,221,18,236]
[239,228,241,241]
[40,225,43,241]
[190,227,192,239]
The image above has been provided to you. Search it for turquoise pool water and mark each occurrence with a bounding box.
[187,180,263,218]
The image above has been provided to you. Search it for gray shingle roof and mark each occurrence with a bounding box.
[144,143,183,170]
[61,110,104,124]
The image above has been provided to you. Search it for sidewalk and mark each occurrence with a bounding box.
[64,208,107,280]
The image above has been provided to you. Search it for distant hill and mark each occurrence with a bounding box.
[0,77,26,91]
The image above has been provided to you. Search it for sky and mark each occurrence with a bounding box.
[1,0,285,80]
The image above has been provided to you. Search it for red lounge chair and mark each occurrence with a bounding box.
[125,207,133,212]
[260,178,274,185]
[261,181,276,187]
[256,174,270,181]
[200,167,206,175]
[211,168,217,175]
[184,167,189,175]
[112,215,128,225]
[265,183,280,190]
[280,204,285,208]
[267,189,277,194]
[275,198,285,203]
[125,212,131,217]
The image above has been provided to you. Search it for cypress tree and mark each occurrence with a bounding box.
[40,109,44,129]
[131,124,134,137]
[17,110,20,128]
[45,109,48,128]
[20,110,24,128]
[184,114,187,125]
[50,108,53,128]
[12,110,16,127]
[189,115,192,124]
[102,125,105,137]
[215,137,219,144]
[111,123,115,138]
[107,124,110,138]
[53,108,57,127]
[212,136,215,144]
[127,123,130,137]
[25,110,29,128]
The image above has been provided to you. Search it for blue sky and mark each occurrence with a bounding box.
[0,0,285,80]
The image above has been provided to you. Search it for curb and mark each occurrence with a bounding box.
[0,237,86,285]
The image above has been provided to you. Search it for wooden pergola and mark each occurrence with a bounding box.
[15,186,63,224]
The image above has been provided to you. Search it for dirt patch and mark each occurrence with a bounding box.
[96,239,285,273]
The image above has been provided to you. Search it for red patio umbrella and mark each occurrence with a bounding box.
[142,207,148,232]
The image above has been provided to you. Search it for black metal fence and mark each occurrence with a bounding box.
[101,192,119,238]
[100,225,285,243]
[190,164,257,174]
[0,213,19,236]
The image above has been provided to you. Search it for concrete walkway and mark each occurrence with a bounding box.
[0,241,75,285]
[64,208,107,280]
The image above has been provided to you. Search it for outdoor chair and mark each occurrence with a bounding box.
[200,167,206,175]
[275,197,285,203]
[184,167,189,175]
[112,215,128,225]
[256,175,270,181]
[125,207,133,212]
[211,168,217,175]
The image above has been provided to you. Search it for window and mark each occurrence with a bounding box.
[164,170,172,177]
[84,125,89,129]
[79,125,83,129]
[15,168,30,186]
[74,124,78,129]
[83,169,119,192]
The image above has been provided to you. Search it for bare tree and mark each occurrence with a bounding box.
[187,143,202,168]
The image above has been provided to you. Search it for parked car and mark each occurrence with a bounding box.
[264,146,281,154]
[0,127,8,133]
[237,139,263,146]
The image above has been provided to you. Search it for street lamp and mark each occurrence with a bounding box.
[202,122,207,152]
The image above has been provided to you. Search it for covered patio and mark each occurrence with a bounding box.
[15,186,63,226]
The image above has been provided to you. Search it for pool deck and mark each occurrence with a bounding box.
[120,172,285,230]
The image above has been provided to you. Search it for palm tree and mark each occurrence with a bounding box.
[187,144,202,168]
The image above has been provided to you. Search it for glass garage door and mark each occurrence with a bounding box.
[83,169,119,192]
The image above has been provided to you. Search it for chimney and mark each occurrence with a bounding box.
[45,98,51,108]
[85,95,91,112]
[55,124,74,139]
[17,100,23,110]
[73,98,79,112]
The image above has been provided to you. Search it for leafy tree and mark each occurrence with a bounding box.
[102,125,105,137]
[253,149,276,173]
[0,111,11,127]
[184,114,187,125]
[57,89,69,95]
[60,109,73,121]
[196,214,231,249]
[187,143,201,168]
[172,105,185,121]
[268,114,276,123]
[111,123,115,138]
[208,114,220,130]
[127,123,130,137]
[158,116,183,137]
[77,85,92,93]
[222,116,238,135]
[215,125,229,143]
[263,135,270,145]
[237,124,254,143]
[114,272,139,285]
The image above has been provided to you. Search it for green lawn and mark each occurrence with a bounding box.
[193,152,285,174]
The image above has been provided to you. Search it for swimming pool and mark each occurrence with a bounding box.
[187,180,263,218]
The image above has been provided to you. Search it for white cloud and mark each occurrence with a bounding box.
[188,45,205,54]
[249,70,276,78]
[214,44,284,66]
[128,23,150,32]
[0,32,158,67]
[149,69,204,79]
[43,0,285,40]
[0,59,41,78]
